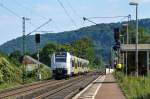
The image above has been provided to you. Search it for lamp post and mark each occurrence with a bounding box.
[129,2,139,77]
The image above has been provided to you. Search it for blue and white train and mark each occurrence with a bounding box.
[51,52,89,79]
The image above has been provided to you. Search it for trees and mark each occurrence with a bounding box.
[40,42,58,66]
[71,37,95,63]
[9,50,22,61]
[9,50,22,66]
[33,37,97,67]
[121,23,150,44]
[138,27,150,43]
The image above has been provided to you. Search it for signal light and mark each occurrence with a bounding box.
[114,28,120,42]
[113,45,120,51]
[113,41,121,51]
[35,34,40,43]
[113,46,118,51]
[116,41,120,46]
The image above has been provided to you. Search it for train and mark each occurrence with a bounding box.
[51,52,89,79]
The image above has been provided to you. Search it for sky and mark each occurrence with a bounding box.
[0,0,150,45]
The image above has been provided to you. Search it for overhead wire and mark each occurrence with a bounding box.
[52,20,62,32]
[65,0,85,30]
[2,0,78,32]
[27,19,52,36]
[0,3,21,18]
[88,16,129,19]
[120,17,128,23]
[0,2,52,36]
[83,15,130,26]
[57,0,78,29]
[13,0,48,20]
[13,0,63,33]
[12,0,47,29]
[65,0,81,19]
[0,1,38,30]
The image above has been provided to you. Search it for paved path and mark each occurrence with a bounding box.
[95,74,126,99]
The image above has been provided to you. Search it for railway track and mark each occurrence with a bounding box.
[34,73,103,99]
[0,72,103,99]
[47,76,98,99]
[0,79,60,99]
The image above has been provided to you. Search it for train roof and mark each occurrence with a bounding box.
[71,55,89,64]
[54,52,89,64]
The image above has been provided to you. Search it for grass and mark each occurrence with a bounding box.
[0,70,52,91]
[0,76,50,91]
[0,82,20,91]
[114,71,150,99]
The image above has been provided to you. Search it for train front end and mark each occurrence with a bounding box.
[51,52,71,79]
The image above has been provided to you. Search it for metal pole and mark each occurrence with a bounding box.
[22,17,30,84]
[109,47,112,73]
[22,17,25,84]
[23,17,25,55]
[127,15,130,44]
[129,2,139,77]
[125,16,130,76]
[147,51,149,76]
[36,43,41,81]
[125,52,128,76]
[122,37,125,72]
[135,4,139,77]
[22,17,30,54]
[126,25,128,76]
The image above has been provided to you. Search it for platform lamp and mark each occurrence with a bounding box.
[129,2,139,77]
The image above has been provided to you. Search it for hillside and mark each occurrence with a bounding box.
[0,18,150,62]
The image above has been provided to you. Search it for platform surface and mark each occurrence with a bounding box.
[95,74,126,99]
[73,74,125,99]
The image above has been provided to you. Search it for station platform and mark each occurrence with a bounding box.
[95,74,126,99]
[73,74,126,99]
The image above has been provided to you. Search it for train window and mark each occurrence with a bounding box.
[55,58,66,62]
[72,60,74,67]
[75,62,77,68]
[55,52,67,57]
[78,62,80,67]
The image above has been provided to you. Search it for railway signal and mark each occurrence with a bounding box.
[114,28,120,42]
[113,44,120,51]
[35,34,40,43]
[113,28,121,51]
[35,33,41,81]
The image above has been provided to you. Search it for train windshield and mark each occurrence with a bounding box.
[55,52,67,62]
[55,58,66,62]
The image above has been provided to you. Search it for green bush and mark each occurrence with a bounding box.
[0,57,22,83]
[0,53,52,90]
[26,64,52,81]
[40,65,52,80]
[114,72,150,99]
